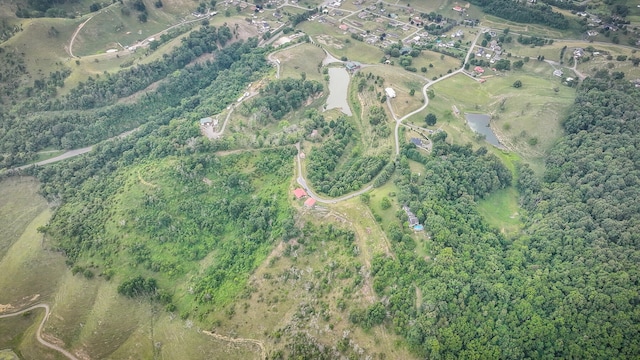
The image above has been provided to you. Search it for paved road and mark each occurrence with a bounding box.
[11,128,138,171]
[0,304,78,360]
[14,147,93,171]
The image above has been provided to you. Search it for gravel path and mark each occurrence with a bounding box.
[0,304,78,360]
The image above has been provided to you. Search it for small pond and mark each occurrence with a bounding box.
[465,113,504,149]
[325,67,352,116]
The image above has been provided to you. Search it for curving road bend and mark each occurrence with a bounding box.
[0,304,79,360]
[391,30,483,155]
[295,143,373,204]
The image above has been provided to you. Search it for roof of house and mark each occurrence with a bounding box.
[474,66,484,73]
[346,61,361,70]
[200,117,212,125]
[304,198,316,207]
[293,188,307,199]
[339,24,348,31]
[411,138,423,146]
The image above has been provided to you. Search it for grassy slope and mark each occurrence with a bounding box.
[276,43,326,81]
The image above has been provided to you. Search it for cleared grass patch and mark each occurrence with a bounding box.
[477,186,522,235]
[2,17,76,78]
[0,177,48,260]
[276,43,326,81]
[73,4,176,56]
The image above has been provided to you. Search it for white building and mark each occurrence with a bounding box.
[385,87,396,98]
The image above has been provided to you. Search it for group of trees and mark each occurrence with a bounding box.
[243,78,323,121]
[468,0,569,29]
[517,34,553,47]
[307,117,389,196]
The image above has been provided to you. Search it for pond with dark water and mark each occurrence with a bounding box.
[465,113,504,149]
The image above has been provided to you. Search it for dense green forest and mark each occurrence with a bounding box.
[359,75,640,358]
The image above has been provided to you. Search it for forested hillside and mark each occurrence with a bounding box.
[0,25,246,169]
[360,75,640,358]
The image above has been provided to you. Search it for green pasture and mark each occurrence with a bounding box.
[277,43,326,81]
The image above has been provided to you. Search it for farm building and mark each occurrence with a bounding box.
[346,61,361,71]
[304,198,316,208]
[385,87,396,98]
[293,188,307,199]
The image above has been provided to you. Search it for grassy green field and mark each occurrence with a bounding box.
[419,66,575,159]
[298,21,385,64]
[363,65,426,118]
[477,186,523,235]
[0,177,48,260]
[1,17,76,77]
[276,43,326,81]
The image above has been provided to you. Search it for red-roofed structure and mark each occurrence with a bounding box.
[452,6,463,12]
[293,188,307,199]
[474,66,485,74]
[304,198,316,207]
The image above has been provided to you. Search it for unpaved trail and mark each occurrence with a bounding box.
[202,330,266,360]
[68,15,95,58]
[0,304,79,360]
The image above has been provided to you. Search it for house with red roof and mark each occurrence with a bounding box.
[304,197,316,207]
[293,188,307,199]
[474,66,485,74]
[452,5,463,12]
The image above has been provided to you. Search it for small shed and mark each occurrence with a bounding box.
[293,188,307,199]
[385,87,396,98]
[346,61,361,71]
[200,117,213,126]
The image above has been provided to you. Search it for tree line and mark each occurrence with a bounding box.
[469,0,569,29]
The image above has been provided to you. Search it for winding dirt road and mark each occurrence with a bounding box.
[0,304,78,360]
[203,330,266,360]
[68,15,95,58]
